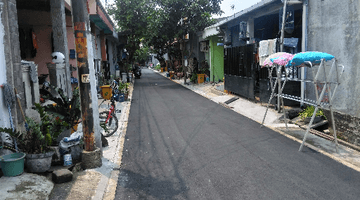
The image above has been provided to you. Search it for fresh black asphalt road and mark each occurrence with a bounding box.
[115,68,360,199]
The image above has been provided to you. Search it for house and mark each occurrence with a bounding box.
[201,23,225,83]
[209,0,304,102]
[206,0,360,145]
[0,0,120,132]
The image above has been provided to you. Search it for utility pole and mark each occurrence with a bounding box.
[280,0,288,52]
[72,0,102,169]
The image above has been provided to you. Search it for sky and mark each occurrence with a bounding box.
[214,0,263,18]
[102,0,263,18]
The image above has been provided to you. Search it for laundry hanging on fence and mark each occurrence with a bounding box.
[262,52,294,67]
[259,39,278,66]
[287,51,335,67]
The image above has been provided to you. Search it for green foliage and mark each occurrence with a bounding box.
[299,106,326,120]
[134,46,150,64]
[44,86,81,131]
[190,73,197,83]
[0,105,66,154]
[108,0,223,65]
[0,87,81,154]
[154,64,161,70]
[117,82,130,94]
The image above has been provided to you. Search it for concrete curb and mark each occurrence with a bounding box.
[269,126,360,173]
[100,82,134,200]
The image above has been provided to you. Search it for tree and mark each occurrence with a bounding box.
[109,0,223,70]
[134,46,149,65]
[147,0,223,71]
[108,0,154,65]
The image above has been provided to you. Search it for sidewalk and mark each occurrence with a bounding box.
[0,83,134,200]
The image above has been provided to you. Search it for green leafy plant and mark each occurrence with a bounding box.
[299,106,326,120]
[44,86,81,132]
[155,64,161,71]
[0,105,67,154]
[190,73,197,83]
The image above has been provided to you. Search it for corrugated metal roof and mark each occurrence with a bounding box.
[205,0,278,30]
[202,26,220,39]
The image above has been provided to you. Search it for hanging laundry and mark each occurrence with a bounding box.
[259,39,278,66]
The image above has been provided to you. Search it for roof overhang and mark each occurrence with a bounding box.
[202,26,220,40]
[89,0,115,34]
[209,0,282,29]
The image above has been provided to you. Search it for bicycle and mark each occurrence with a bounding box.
[99,82,119,137]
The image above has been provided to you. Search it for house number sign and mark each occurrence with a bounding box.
[81,74,90,83]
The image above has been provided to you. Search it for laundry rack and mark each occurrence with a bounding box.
[261,58,345,152]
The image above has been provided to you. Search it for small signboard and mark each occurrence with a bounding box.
[81,74,90,83]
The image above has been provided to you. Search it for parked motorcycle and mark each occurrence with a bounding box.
[134,65,142,79]
[39,74,52,103]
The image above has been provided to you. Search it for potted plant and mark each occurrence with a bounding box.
[299,106,326,124]
[122,83,130,101]
[197,68,206,84]
[0,104,65,173]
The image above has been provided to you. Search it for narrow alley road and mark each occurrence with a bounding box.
[115,68,360,199]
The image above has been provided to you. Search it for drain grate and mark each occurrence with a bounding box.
[224,97,239,105]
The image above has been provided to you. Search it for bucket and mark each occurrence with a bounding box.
[100,85,112,100]
[197,74,205,84]
[0,152,26,177]
[119,94,125,102]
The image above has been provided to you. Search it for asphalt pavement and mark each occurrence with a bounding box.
[115,68,360,199]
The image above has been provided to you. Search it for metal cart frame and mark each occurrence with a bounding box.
[261,59,345,151]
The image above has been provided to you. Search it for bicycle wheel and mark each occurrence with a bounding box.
[99,111,118,137]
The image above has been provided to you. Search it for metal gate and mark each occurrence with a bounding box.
[224,44,256,100]
[258,59,301,106]
[224,43,301,105]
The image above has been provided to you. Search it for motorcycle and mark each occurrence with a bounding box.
[39,74,52,103]
[134,65,142,79]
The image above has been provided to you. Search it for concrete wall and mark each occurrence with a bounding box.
[2,0,23,127]
[66,16,77,79]
[306,0,360,117]
[17,10,77,78]
[306,0,360,144]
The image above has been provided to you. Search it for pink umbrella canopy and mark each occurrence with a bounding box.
[262,52,294,67]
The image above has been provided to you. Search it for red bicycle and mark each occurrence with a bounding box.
[99,84,119,137]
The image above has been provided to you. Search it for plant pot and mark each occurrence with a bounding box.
[124,93,129,101]
[0,152,26,177]
[25,151,54,173]
[197,74,205,84]
[304,116,322,124]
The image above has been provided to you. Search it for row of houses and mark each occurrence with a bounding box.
[182,0,360,145]
[0,0,124,133]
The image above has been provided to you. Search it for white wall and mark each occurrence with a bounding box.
[95,28,102,60]
[106,37,118,77]
[307,0,360,117]
[0,6,10,128]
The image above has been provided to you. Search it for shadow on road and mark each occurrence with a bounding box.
[118,169,187,199]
